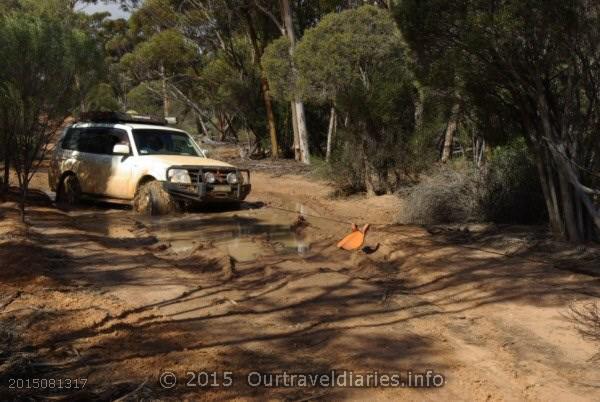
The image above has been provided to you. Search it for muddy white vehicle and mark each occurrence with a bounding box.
[48,112,251,214]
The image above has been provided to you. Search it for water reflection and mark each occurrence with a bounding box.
[143,208,313,262]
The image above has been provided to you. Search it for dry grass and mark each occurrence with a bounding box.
[398,165,482,225]
[568,302,600,360]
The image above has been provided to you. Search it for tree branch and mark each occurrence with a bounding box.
[253,0,285,35]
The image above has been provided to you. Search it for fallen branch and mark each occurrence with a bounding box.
[29,357,79,367]
[0,291,21,310]
[113,378,149,402]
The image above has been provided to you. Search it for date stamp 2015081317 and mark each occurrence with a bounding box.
[8,378,88,391]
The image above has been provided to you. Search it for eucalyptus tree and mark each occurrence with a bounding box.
[120,28,196,117]
[0,11,96,219]
[254,0,311,163]
[396,0,600,242]
[292,5,417,194]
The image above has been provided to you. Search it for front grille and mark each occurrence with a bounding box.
[186,168,235,184]
[187,169,201,184]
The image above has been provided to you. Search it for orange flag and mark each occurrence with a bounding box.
[337,224,370,251]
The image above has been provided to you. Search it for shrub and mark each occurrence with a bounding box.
[399,140,547,225]
[327,135,367,194]
[399,164,482,224]
[481,139,547,224]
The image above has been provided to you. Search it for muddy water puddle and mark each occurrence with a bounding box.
[25,202,321,262]
[142,207,314,262]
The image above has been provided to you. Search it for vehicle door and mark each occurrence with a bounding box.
[51,127,81,190]
[103,129,134,199]
[73,127,132,198]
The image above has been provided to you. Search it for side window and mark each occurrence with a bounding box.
[62,128,129,155]
[61,128,81,151]
[106,129,131,155]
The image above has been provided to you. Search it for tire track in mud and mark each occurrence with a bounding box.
[3,175,600,401]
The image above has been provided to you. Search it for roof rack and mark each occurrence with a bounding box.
[78,111,169,126]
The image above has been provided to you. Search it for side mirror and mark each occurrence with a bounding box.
[113,144,130,155]
[200,148,209,157]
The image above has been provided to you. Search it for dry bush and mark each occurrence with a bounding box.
[398,165,482,224]
[568,302,600,360]
[398,140,547,225]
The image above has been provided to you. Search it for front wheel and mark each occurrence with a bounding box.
[56,174,81,207]
[133,181,176,215]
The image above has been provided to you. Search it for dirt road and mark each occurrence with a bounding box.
[1,166,599,401]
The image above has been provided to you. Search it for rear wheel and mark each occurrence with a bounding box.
[56,174,81,207]
[133,181,176,215]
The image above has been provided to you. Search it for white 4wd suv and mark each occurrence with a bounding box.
[49,112,251,214]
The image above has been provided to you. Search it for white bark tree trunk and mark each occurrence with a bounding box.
[160,64,170,118]
[294,101,310,164]
[291,100,300,160]
[281,0,310,164]
[441,102,460,163]
[326,104,336,162]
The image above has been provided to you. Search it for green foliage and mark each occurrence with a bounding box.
[129,0,177,37]
[0,0,584,231]
[120,29,197,80]
[0,8,95,214]
[127,83,164,116]
[295,5,402,103]
[481,139,547,224]
[0,12,85,122]
[396,0,600,240]
[85,83,120,112]
[262,36,293,101]
[294,5,417,193]
[197,37,270,141]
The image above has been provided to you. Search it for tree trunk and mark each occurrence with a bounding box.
[534,147,565,237]
[160,64,170,118]
[244,7,280,158]
[441,102,460,163]
[18,169,28,223]
[547,140,600,241]
[281,0,310,164]
[217,112,227,142]
[473,135,486,168]
[531,132,600,242]
[291,101,300,160]
[558,169,582,242]
[2,150,9,193]
[75,74,86,113]
[262,78,280,158]
[195,113,209,138]
[294,101,310,164]
[20,183,26,222]
[326,104,336,162]
[414,82,425,132]
[362,139,377,196]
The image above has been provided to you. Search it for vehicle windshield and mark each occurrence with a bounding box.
[132,129,200,156]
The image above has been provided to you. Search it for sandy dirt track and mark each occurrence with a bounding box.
[0,164,599,401]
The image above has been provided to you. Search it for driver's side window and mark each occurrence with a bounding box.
[62,127,129,155]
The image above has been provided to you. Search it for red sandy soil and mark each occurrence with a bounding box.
[0,155,599,401]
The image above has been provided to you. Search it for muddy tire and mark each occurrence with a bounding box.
[133,181,176,215]
[56,174,81,207]
[228,201,243,210]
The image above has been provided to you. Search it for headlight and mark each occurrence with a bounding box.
[204,172,216,184]
[168,168,191,184]
[226,172,240,185]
